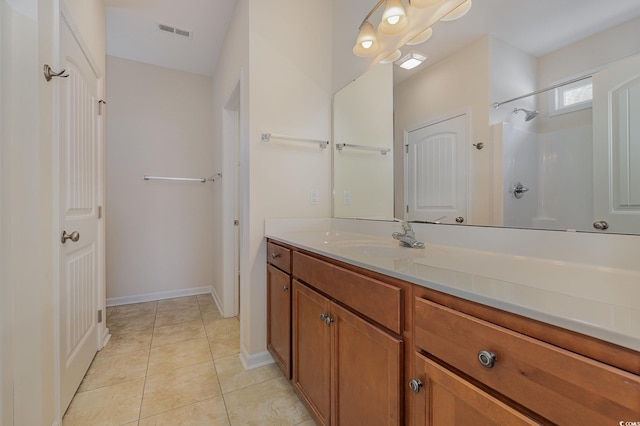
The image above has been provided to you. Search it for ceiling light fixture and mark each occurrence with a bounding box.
[440,0,472,21]
[409,0,445,8]
[378,0,409,35]
[406,27,433,45]
[353,21,380,57]
[396,52,427,70]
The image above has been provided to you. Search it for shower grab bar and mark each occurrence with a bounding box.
[492,74,592,108]
[336,143,390,155]
[261,132,329,149]
[143,175,206,183]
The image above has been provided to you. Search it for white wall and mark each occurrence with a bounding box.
[394,36,491,223]
[105,55,215,303]
[334,63,394,219]
[241,0,333,366]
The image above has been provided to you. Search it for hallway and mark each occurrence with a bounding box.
[62,295,313,425]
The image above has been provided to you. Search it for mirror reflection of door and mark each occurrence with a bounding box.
[404,114,468,224]
[593,54,640,233]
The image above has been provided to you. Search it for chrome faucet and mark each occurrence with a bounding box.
[392,219,425,249]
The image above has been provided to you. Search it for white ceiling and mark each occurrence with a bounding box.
[105,0,237,76]
[105,0,640,79]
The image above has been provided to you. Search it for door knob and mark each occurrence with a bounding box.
[593,221,609,230]
[61,230,80,243]
[456,217,464,223]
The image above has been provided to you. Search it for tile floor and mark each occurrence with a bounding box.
[62,294,315,425]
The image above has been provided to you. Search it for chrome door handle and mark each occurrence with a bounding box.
[43,64,69,81]
[61,230,80,243]
[593,221,609,230]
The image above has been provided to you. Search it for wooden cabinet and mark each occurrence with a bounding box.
[413,352,538,425]
[293,280,402,426]
[267,241,292,379]
[410,293,640,425]
[267,238,640,425]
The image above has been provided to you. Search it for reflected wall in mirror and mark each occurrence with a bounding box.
[332,0,640,235]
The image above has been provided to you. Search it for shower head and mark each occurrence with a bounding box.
[513,108,538,122]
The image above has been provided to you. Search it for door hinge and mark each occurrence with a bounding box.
[98,309,103,323]
[98,99,106,116]
[406,205,409,213]
[405,145,409,154]
[98,205,102,219]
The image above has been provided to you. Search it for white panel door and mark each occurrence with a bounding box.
[405,114,468,223]
[58,14,100,412]
[593,54,640,233]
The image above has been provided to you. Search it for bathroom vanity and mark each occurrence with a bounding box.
[265,219,640,426]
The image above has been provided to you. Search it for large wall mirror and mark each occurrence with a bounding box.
[333,0,640,235]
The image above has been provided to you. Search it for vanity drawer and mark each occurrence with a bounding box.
[267,241,291,273]
[294,252,402,335]
[414,297,640,425]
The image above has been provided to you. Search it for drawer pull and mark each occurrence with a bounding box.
[478,350,497,368]
[271,253,281,259]
[408,379,423,394]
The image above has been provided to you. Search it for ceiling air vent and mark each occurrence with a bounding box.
[157,23,192,39]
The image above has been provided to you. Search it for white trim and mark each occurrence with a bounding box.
[239,345,274,370]
[100,329,111,350]
[106,286,213,307]
[210,285,228,319]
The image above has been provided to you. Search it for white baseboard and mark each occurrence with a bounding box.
[100,329,111,350]
[106,286,213,307]
[239,345,274,370]
[210,287,226,318]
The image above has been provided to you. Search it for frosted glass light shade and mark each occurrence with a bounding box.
[410,0,444,8]
[440,0,472,21]
[378,0,409,35]
[353,22,380,57]
[406,27,433,45]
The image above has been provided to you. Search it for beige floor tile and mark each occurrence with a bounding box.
[139,396,229,426]
[79,349,150,392]
[140,361,221,418]
[204,317,239,338]
[98,327,153,358]
[209,329,240,359]
[201,305,223,322]
[225,376,311,426]
[197,293,215,305]
[108,312,157,334]
[157,296,199,312]
[215,355,281,394]
[147,337,212,375]
[154,306,202,328]
[110,302,158,318]
[62,378,145,426]
[106,306,115,319]
[151,319,206,347]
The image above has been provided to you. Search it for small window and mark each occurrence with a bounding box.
[549,77,593,116]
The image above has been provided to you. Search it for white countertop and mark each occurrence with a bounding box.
[265,218,640,352]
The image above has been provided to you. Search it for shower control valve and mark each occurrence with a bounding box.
[512,182,529,199]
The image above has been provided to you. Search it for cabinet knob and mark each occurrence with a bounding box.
[320,313,328,321]
[593,221,609,230]
[61,230,80,243]
[325,316,334,325]
[271,253,281,259]
[282,285,289,291]
[408,379,423,394]
[477,350,497,368]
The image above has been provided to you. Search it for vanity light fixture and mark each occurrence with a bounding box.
[440,0,472,21]
[396,52,427,70]
[353,21,380,56]
[409,0,445,7]
[406,27,433,45]
[378,0,409,35]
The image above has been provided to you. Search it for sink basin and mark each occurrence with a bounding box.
[333,241,425,260]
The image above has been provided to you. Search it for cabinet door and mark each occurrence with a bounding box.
[413,353,538,426]
[332,302,402,426]
[267,264,291,379]
[293,280,331,426]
